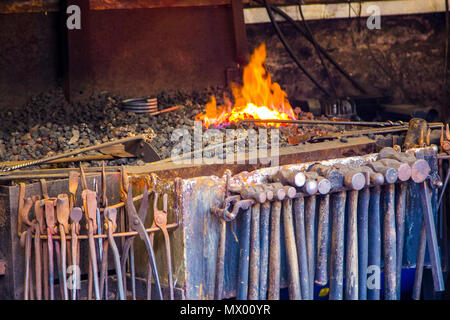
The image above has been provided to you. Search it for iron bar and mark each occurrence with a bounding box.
[383,184,397,300]
[357,187,370,300]
[315,194,330,286]
[293,197,310,300]
[368,185,381,300]
[329,191,346,300]
[248,203,261,300]
[237,207,251,300]
[305,195,316,297]
[418,181,445,292]
[259,201,271,300]
[395,182,408,299]
[282,198,301,300]
[345,190,359,300]
[268,201,281,300]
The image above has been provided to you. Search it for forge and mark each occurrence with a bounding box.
[0,0,449,303]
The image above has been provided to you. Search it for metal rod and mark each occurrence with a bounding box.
[412,220,426,300]
[345,190,359,300]
[305,195,316,297]
[248,203,261,300]
[21,223,178,240]
[329,191,346,300]
[315,194,330,286]
[418,181,445,292]
[268,201,281,300]
[237,206,251,300]
[395,182,408,299]
[311,123,443,142]
[282,198,301,300]
[383,184,397,300]
[214,219,227,300]
[294,196,310,300]
[259,201,271,300]
[240,119,405,127]
[357,187,370,300]
[34,225,42,300]
[1,135,146,172]
[367,185,381,300]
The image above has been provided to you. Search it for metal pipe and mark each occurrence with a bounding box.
[248,203,261,300]
[268,201,282,300]
[237,207,252,300]
[282,198,301,299]
[293,196,310,300]
[345,190,359,300]
[259,201,271,300]
[383,184,397,300]
[329,191,346,300]
[357,187,370,300]
[368,186,381,300]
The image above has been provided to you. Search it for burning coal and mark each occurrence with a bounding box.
[195,44,296,128]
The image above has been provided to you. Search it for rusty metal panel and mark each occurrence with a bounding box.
[90,0,242,10]
[65,4,239,102]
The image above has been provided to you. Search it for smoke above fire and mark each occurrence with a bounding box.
[195,43,296,128]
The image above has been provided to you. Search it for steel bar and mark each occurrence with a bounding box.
[59,226,68,300]
[395,182,408,299]
[311,123,443,142]
[248,203,261,300]
[329,191,346,300]
[54,241,64,299]
[305,195,316,297]
[345,190,359,300]
[22,223,179,240]
[99,241,109,300]
[412,221,426,300]
[383,184,397,300]
[418,181,445,292]
[437,165,450,210]
[240,119,405,127]
[88,220,101,300]
[259,201,271,300]
[23,231,32,300]
[1,135,147,172]
[237,206,252,300]
[357,187,370,300]
[0,154,118,168]
[34,224,42,300]
[47,230,54,300]
[315,194,330,286]
[293,197,310,300]
[153,193,174,300]
[106,209,125,300]
[282,198,301,300]
[268,201,281,300]
[214,219,227,300]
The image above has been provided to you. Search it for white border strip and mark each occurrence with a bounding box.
[244,0,447,24]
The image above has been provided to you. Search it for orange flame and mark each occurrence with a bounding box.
[195,43,296,128]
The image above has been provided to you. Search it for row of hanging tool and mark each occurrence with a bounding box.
[18,165,178,300]
[213,147,445,300]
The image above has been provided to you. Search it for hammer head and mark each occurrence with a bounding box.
[411,159,430,183]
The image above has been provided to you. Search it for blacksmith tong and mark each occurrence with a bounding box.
[126,185,163,299]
